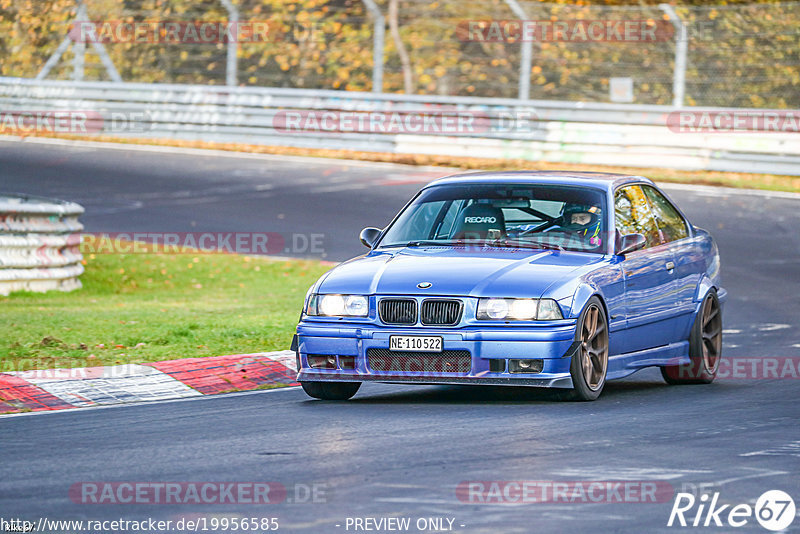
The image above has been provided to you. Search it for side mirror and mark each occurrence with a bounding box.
[359,227,381,248]
[617,233,646,256]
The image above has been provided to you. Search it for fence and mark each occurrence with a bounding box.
[1,76,799,176]
[0,193,84,296]
[1,1,799,108]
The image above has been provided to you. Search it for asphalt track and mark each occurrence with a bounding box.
[1,138,799,533]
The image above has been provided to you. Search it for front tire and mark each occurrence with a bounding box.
[301,381,361,400]
[661,290,722,385]
[564,297,609,401]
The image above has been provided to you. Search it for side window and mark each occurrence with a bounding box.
[614,185,661,249]
[642,186,689,243]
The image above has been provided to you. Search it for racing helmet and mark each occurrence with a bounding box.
[560,204,601,231]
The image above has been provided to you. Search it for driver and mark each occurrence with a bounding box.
[558,204,602,247]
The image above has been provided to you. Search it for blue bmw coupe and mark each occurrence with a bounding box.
[293,171,725,401]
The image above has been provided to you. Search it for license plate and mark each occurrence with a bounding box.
[389,335,442,352]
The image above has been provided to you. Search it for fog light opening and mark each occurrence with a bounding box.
[339,356,356,370]
[509,359,544,374]
[307,355,337,369]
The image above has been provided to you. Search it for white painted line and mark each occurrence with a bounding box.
[0,385,303,419]
[4,135,797,200]
[0,135,453,174]
[702,468,789,486]
[740,441,800,457]
[757,323,791,331]
[310,183,369,193]
[4,135,798,200]
[373,497,455,505]
[553,467,713,480]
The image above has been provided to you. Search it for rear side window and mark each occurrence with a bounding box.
[614,185,662,248]
[643,186,689,243]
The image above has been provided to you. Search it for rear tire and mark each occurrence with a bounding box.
[563,296,609,401]
[661,290,722,385]
[301,381,361,400]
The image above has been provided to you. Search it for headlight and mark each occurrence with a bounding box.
[536,299,563,320]
[306,294,369,317]
[482,298,510,319]
[477,298,563,321]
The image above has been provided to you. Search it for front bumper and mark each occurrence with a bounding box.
[294,320,578,389]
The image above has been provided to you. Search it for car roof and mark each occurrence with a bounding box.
[424,170,653,191]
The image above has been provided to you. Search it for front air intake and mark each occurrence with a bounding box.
[367,348,472,374]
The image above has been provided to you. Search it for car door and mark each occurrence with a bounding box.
[642,185,702,340]
[614,185,679,353]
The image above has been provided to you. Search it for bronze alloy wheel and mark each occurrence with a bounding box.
[565,297,610,401]
[700,294,722,374]
[661,290,723,385]
[580,303,609,391]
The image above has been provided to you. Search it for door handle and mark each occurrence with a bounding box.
[666,261,675,271]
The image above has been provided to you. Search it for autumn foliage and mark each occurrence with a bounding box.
[1,0,798,107]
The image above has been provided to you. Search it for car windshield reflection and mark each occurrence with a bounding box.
[378,183,607,253]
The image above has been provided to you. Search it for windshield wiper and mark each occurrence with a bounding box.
[377,240,461,249]
[499,239,564,251]
[405,240,462,247]
[384,240,564,251]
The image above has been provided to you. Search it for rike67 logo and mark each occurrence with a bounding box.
[668,490,795,531]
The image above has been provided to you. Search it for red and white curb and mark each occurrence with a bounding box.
[0,350,297,414]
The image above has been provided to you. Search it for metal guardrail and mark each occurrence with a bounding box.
[1,77,798,176]
[0,193,84,296]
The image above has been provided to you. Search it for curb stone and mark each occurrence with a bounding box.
[0,350,297,414]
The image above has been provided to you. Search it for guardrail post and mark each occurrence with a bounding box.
[37,37,72,80]
[37,1,122,82]
[504,0,532,101]
[362,0,385,93]
[659,4,687,107]
[221,0,239,86]
[71,2,87,81]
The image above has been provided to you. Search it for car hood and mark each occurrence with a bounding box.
[316,247,603,298]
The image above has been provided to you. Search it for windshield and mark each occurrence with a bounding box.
[378,183,607,253]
